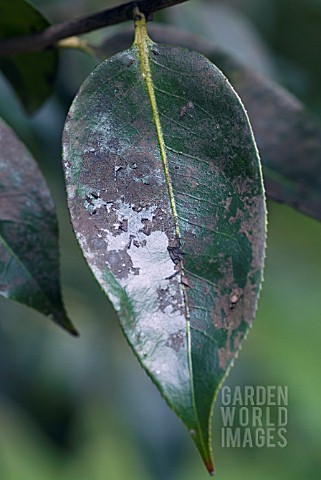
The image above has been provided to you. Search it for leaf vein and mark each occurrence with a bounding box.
[165,145,211,167]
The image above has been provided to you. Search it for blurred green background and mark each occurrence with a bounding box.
[1,0,321,479]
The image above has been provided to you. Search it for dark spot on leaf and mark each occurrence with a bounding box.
[132,204,144,212]
[181,276,192,288]
[127,234,135,249]
[140,218,152,236]
[118,219,128,232]
[166,330,185,352]
[157,285,170,313]
[167,244,184,265]
[106,249,136,280]
[180,101,194,118]
[229,291,242,309]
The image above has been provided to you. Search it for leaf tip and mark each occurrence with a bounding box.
[52,311,79,337]
[192,432,215,476]
[203,456,215,476]
[66,323,80,337]
[62,319,79,337]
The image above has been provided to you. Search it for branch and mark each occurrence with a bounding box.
[0,0,189,57]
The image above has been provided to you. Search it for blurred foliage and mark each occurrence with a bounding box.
[0,0,321,479]
[0,0,59,114]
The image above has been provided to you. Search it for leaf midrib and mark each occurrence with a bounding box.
[133,12,208,460]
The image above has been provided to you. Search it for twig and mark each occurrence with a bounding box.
[0,0,189,57]
[57,37,97,57]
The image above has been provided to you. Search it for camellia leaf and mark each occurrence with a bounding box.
[0,0,58,115]
[98,24,321,222]
[0,119,77,335]
[63,13,266,473]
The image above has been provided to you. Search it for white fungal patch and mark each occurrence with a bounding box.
[75,230,123,310]
[83,147,96,153]
[67,184,77,199]
[98,200,186,335]
[84,196,105,212]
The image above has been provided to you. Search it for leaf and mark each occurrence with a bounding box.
[167,0,275,77]
[99,24,321,222]
[0,0,58,115]
[0,118,77,335]
[63,13,266,473]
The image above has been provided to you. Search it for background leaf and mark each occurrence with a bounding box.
[167,0,275,77]
[97,24,321,222]
[0,118,77,335]
[63,17,266,472]
[0,0,58,115]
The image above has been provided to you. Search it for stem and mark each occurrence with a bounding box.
[57,37,97,58]
[0,0,189,57]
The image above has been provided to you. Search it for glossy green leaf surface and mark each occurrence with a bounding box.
[0,0,58,115]
[63,16,266,473]
[100,24,321,222]
[0,119,77,335]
